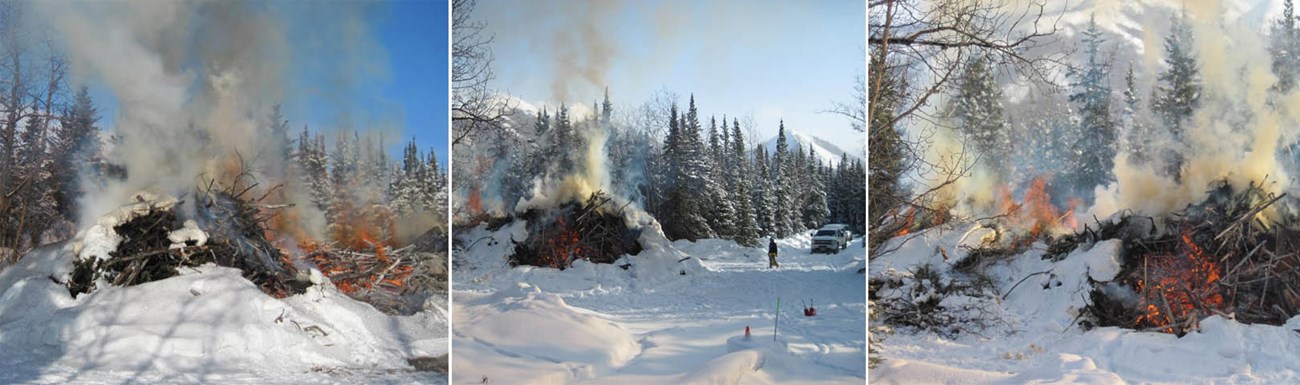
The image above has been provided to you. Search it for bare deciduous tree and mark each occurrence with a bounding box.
[452,0,515,147]
[868,0,1066,258]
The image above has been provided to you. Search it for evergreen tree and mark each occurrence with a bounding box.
[705,116,735,238]
[1272,0,1299,93]
[51,86,100,220]
[801,146,830,229]
[952,56,1010,172]
[771,121,793,237]
[390,139,424,215]
[1066,14,1117,192]
[1152,10,1201,179]
[668,95,714,240]
[601,87,613,124]
[267,104,292,168]
[752,146,775,236]
[1121,63,1151,165]
[730,118,760,246]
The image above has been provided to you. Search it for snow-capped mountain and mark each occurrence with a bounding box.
[760,130,862,167]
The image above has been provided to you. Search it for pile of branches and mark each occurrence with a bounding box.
[305,243,446,315]
[510,191,643,270]
[67,188,308,298]
[1083,180,1299,336]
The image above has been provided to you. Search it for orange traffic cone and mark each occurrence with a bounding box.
[744,325,751,340]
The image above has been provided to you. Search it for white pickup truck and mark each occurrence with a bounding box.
[811,224,852,254]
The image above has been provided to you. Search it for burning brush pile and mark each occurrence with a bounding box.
[67,188,308,298]
[64,179,446,316]
[498,191,643,270]
[1066,180,1300,336]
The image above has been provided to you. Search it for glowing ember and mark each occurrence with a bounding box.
[1133,228,1227,333]
[537,217,589,269]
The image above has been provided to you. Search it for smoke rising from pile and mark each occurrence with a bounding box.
[1092,1,1295,219]
[516,121,611,212]
[921,1,1300,224]
[34,1,384,238]
[548,1,617,103]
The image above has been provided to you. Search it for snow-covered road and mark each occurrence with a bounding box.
[452,222,866,384]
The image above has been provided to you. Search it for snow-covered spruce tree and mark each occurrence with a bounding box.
[549,104,580,178]
[14,113,56,245]
[1121,63,1152,166]
[266,104,292,174]
[829,152,855,231]
[1268,0,1300,172]
[1271,0,1300,94]
[847,158,867,234]
[952,56,1010,174]
[669,95,715,240]
[421,151,447,215]
[359,135,392,201]
[801,146,830,230]
[729,118,760,246]
[51,86,102,221]
[327,131,362,240]
[1065,14,1117,194]
[655,103,682,227]
[390,140,426,215]
[293,127,333,214]
[1151,10,1201,180]
[752,146,775,237]
[601,87,613,124]
[771,121,796,237]
[787,144,810,231]
[705,116,736,239]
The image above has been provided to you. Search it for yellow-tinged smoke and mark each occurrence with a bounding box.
[517,120,612,211]
[1092,0,1294,219]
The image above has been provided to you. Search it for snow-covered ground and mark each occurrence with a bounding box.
[870,223,1300,384]
[0,240,448,384]
[452,221,867,384]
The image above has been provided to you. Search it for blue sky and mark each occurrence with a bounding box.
[377,0,449,166]
[473,0,864,153]
[87,0,450,168]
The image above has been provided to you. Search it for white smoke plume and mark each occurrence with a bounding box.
[33,0,384,236]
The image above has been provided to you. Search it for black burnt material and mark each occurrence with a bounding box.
[509,191,643,270]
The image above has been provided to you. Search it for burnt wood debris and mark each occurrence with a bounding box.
[64,174,447,316]
[1060,180,1300,336]
[489,190,644,270]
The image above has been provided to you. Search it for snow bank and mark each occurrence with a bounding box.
[871,224,1300,384]
[75,192,180,263]
[456,283,640,372]
[0,240,447,381]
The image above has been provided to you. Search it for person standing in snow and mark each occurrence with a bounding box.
[768,237,779,269]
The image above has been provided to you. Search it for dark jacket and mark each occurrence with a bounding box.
[768,239,778,254]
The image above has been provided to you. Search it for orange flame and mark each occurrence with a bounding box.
[895,209,917,237]
[996,175,1080,240]
[539,217,588,269]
